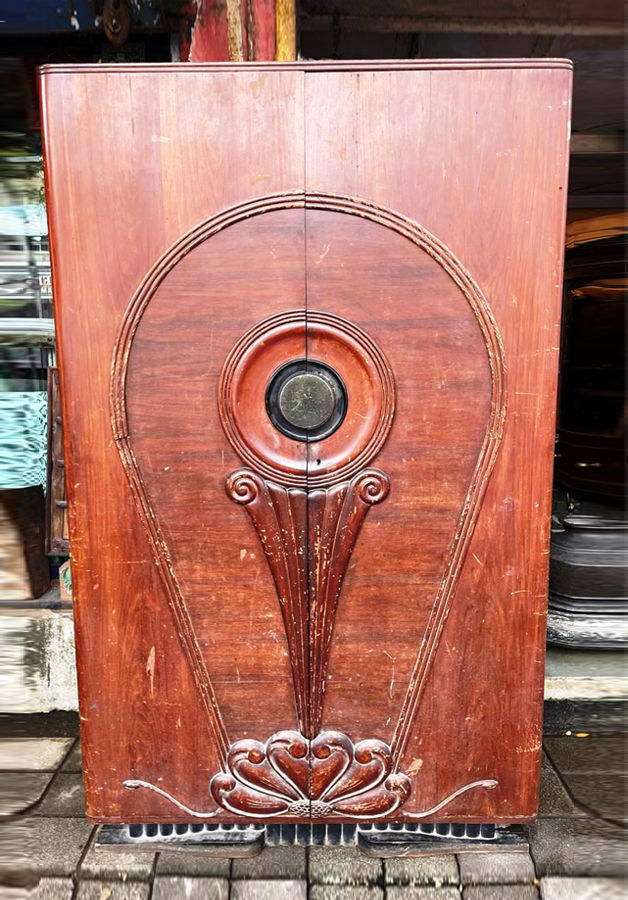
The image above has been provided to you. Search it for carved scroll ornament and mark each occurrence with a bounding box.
[125,729,497,820]
[211,730,410,819]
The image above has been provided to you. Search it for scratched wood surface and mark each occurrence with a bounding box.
[40,61,571,823]
[125,210,306,739]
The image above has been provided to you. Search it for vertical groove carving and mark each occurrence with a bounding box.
[114,436,230,759]
[227,467,390,736]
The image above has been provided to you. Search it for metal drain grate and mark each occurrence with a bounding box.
[97,821,527,856]
[127,823,263,840]
[360,823,498,839]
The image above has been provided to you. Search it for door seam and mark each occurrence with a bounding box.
[303,70,313,819]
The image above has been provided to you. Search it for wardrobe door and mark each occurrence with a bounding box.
[41,65,307,823]
[303,63,571,823]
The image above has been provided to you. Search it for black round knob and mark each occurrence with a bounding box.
[266,360,347,442]
[278,372,335,431]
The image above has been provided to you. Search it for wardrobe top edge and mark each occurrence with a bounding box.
[39,58,573,76]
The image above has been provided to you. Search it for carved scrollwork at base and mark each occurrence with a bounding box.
[124,729,498,821]
[210,730,410,819]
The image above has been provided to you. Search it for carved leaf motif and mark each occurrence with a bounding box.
[124,748,496,821]
[113,195,507,810]
[209,730,411,819]
[227,738,303,800]
[309,730,353,800]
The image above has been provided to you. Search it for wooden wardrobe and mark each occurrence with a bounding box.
[40,59,572,824]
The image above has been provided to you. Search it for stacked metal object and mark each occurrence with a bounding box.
[549,214,627,649]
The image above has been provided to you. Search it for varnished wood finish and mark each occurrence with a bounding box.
[210,730,412,820]
[40,60,571,824]
[303,69,570,825]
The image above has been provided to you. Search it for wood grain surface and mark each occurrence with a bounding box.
[40,60,571,824]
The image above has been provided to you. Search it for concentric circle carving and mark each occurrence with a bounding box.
[218,309,395,489]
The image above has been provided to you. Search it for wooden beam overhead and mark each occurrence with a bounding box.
[299,16,623,36]
[298,1,624,36]
[571,133,625,155]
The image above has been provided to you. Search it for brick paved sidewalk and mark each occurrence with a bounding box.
[1,730,626,899]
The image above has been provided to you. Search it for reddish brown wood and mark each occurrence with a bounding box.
[41,67,306,824]
[210,730,412,819]
[226,470,309,736]
[40,61,571,824]
[225,465,390,745]
[307,469,390,739]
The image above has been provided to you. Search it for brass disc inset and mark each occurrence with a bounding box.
[266,359,348,443]
[278,373,335,431]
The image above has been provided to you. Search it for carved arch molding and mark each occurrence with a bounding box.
[111,192,507,820]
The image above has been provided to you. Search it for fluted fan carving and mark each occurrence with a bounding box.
[227,467,389,737]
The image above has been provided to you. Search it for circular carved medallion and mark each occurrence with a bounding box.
[218,310,395,488]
